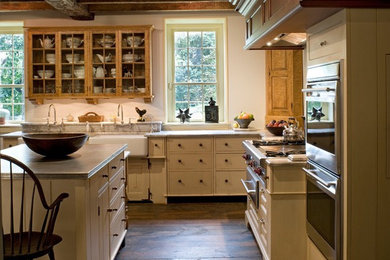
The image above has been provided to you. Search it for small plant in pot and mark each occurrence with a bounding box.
[234,112,254,128]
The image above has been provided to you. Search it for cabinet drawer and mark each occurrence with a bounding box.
[215,137,251,153]
[148,138,165,157]
[91,165,109,194]
[215,171,246,195]
[168,153,212,171]
[110,203,126,259]
[109,184,126,223]
[167,137,212,152]
[308,22,344,61]
[109,152,125,179]
[168,171,212,195]
[215,154,245,170]
[109,169,125,202]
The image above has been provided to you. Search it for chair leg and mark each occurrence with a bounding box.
[48,248,55,260]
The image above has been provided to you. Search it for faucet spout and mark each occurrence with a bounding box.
[48,104,57,125]
[117,104,124,125]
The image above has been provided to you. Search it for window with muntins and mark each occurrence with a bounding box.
[166,20,225,122]
[0,23,24,122]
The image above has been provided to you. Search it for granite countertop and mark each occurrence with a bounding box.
[0,143,127,179]
[145,129,263,137]
[0,131,22,138]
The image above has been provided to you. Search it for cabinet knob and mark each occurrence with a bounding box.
[320,40,327,47]
[154,143,158,147]
[225,159,228,162]
[178,143,182,147]
[121,219,127,222]
[111,166,117,169]
[178,179,182,183]
[113,234,119,237]
[121,196,126,199]
[112,187,118,190]
[225,179,229,183]
[102,174,108,178]
[107,208,118,212]
[224,143,228,146]
[199,179,203,183]
[178,159,182,163]
[121,177,125,181]
[199,143,203,147]
[120,158,125,162]
[199,159,203,163]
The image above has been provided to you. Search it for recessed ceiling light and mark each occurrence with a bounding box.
[274,37,279,41]
[267,42,272,46]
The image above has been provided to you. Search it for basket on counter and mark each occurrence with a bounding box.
[78,112,104,122]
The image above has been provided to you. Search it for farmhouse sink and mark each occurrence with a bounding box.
[88,134,147,157]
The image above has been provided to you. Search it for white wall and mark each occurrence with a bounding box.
[1,11,266,129]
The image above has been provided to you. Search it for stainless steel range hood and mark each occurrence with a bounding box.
[265,33,306,48]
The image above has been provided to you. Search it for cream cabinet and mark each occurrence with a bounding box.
[26,25,153,104]
[245,162,306,260]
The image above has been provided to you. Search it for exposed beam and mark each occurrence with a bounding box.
[44,0,94,20]
[89,2,234,11]
[0,1,53,11]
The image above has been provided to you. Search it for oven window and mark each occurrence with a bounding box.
[307,180,335,249]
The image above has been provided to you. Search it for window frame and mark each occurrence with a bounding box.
[0,22,25,122]
[165,19,226,123]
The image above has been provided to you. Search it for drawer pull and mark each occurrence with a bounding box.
[107,208,118,212]
[320,40,327,47]
[260,219,265,224]
[113,234,119,237]
[199,143,203,147]
[120,159,125,162]
[178,179,182,183]
[178,143,182,147]
[154,143,158,147]
[121,196,126,199]
[121,177,125,181]
[199,179,203,183]
[225,159,228,162]
[225,179,229,183]
[102,174,108,178]
[111,166,117,169]
[178,159,182,163]
[121,219,127,222]
[225,143,228,146]
[199,159,203,163]
[112,187,118,190]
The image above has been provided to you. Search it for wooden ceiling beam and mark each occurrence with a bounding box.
[44,0,94,20]
[0,2,53,11]
[88,2,234,11]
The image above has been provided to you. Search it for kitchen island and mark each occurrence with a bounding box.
[0,143,127,260]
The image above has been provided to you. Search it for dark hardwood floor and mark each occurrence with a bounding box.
[115,199,262,260]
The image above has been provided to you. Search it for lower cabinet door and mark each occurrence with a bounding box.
[215,171,246,195]
[98,186,110,260]
[110,203,126,259]
[168,171,212,195]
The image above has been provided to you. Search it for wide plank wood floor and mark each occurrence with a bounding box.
[115,200,262,260]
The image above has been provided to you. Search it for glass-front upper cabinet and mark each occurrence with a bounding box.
[30,32,57,95]
[60,32,87,96]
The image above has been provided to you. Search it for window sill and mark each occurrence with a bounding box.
[163,122,231,131]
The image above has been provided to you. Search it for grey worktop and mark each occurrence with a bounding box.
[0,131,22,138]
[145,129,262,137]
[0,143,127,179]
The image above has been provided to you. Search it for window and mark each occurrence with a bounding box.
[0,22,25,122]
[166,19,226,122]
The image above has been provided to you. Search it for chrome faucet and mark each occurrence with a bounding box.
[47,104,57,125]
[117,104,124,125]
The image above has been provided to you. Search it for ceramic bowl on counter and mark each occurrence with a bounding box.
[37,70,54,79]
[65,53,80,63]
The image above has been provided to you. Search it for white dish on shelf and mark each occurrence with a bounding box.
[37,70,54,79]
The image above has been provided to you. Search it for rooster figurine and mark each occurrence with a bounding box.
[135,107,147,122]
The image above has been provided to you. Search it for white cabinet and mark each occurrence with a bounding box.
[126,158,149,201]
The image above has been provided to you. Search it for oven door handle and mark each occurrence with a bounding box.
[303,167,337,187]
[240,179,256,194]
[302,87,335,93]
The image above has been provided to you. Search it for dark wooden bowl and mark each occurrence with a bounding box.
[265,126,285,136]
[22,133,88,157]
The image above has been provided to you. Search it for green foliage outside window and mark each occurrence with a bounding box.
[0,33,24,121]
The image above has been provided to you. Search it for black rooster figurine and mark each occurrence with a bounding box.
[176,108,192,123]
[135,107,147,122]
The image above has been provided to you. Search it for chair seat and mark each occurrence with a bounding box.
[4,231,62,259]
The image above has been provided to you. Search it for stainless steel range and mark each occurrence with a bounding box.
[241,139,306,209]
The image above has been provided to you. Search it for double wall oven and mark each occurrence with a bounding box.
[303,61,343,260]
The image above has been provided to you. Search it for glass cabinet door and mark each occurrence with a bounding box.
[92,32,117,95]
[60,32,86,95]
[120,31,146,95]
[31,33,56,95]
